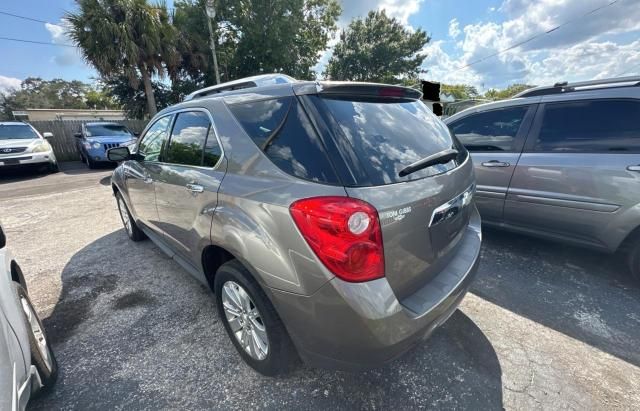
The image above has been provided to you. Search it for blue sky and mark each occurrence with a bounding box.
[1,0,640,93]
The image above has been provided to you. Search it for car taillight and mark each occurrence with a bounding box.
[289,196,384,282]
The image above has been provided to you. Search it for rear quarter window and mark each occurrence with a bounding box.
[228,97,340,184]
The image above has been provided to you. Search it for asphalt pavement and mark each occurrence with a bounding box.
[0,163,638,410]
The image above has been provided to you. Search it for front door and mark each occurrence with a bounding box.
[448,104,535,223]
[154,110,225,268]
[125,115,172,232]
[504,98,640,250]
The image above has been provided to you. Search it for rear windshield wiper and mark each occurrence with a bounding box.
[398,148,459,178]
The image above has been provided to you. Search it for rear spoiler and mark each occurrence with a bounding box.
[295,81,422,100]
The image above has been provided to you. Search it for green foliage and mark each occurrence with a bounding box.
[67,0,179,116]
[102,75,174,119]
[326,10,430,83]
[85,89,118,109]
[0,77,119,120]
[441,84,480,101]
[484,84,534,100]
[173,0,341,82]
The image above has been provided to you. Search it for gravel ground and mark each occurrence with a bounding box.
[1,163,639,410]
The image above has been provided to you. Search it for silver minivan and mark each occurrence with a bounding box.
[445,76,640,281]
[108,75,481,375]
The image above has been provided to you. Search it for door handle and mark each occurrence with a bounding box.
[481,160,511,168]
[627,165,640,172]
[186,183,204,193]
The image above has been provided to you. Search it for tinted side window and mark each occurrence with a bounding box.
[534,100,640,152]
[229,97,339,184]
[450,106,528,152]
[165,111,210,166]
[138,116,172,161]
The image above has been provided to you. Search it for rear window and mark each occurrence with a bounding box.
[228,97,339,184]
[316,97,465,186]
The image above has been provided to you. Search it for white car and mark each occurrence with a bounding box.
[0,122,58,173]
[0,222,57,410]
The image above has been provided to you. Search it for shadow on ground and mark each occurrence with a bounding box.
[30,230,502,410]
[0,161,115,184]
[474,228,640,367]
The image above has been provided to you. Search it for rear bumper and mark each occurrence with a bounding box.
[269,207,482,371]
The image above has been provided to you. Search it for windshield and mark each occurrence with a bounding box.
[86,124,131,137]
[0,124,39,140]
[315,96,465,186]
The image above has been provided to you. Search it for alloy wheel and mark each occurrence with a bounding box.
[20,297,53,373]
[118,196,132,236]
[221,281,269,361]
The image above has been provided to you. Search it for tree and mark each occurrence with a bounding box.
[0,77,121,120]
[441,84,480,101]
[67,0,179,117]
[102,75,173,119]
[326,10,430,83]
[484,84,534,100]
[172,0,341,83]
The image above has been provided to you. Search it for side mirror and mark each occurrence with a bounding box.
[107,146,131,162]
[43,132,54,139]
[133,131,140,137]
[74,132,82,138]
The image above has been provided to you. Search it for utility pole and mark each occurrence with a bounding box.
[205,0,221,84]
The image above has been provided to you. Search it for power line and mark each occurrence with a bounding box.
[0,10,51,25]
[0,36,75,47]
[451,0,623,73]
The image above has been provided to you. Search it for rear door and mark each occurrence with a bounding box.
[448,105,535,222]
[504,97,640,250]
[307,95,475,301]
[154,110,225,269]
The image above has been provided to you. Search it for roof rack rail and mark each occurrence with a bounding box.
[184,74,297,101]
[514,76,640,98]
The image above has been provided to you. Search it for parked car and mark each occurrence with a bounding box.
[75,122,137,169]
[0,122,58,173]
[0,222,58,410]
[444,76,640,281]
[107,74,481,375]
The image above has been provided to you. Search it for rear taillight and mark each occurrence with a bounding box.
[289,196,384,282]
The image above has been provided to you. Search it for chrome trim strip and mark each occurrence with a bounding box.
[429,183,476,227]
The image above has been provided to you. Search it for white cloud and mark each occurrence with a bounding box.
[423,0,640,89]
[448,18,460,39]
[0,75,21,94]
[45,21,83,66]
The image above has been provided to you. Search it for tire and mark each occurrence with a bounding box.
[48,162,59,173]
[116,191,146,241]
[627,239,640,282]
[214,260,298,376]
[14,283,58,394]
[86,156,96,169]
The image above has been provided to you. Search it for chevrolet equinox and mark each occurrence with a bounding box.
[108,74,482,375]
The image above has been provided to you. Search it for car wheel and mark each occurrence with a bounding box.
[48,162,59,173]
[86,156,96,169]
[14,283,58,394]
[214,260,298,376]
[627,239,640,282]
[116,192,146,241]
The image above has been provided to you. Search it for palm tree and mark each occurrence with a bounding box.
[67,0,178,116]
